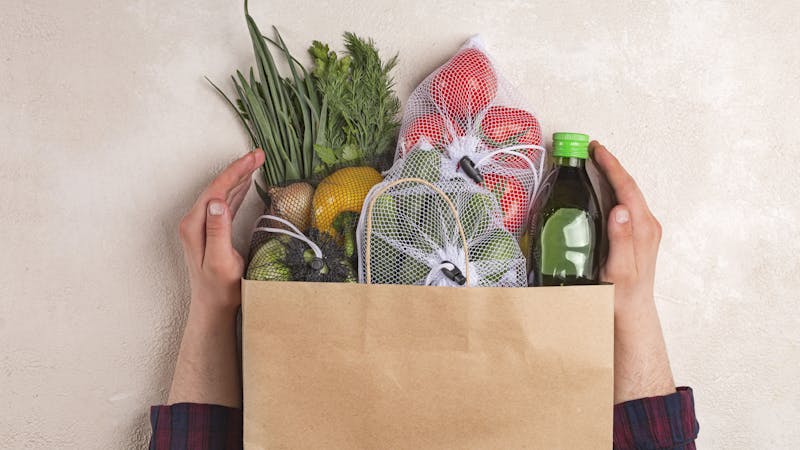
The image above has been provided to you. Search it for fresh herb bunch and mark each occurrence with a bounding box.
[208,1,400,206]
[310,34,401,173]
[208,1,320,196]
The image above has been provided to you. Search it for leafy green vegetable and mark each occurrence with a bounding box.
[310,33,401,173]
[208,1,399,206]
[314,145,338,166]
[207,1,323,200]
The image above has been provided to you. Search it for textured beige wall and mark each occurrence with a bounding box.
[1,0,798,448]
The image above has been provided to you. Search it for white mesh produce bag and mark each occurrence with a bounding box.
[395,36,546,237]
[356,175,527,287]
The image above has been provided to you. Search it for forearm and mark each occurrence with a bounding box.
[614,300,675,404]
[167,303,242,408]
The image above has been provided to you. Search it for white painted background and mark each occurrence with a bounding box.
[2,0,798,448]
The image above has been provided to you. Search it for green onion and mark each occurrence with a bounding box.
[207,0,321,192]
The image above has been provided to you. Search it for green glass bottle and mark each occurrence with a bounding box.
[529,133,601,286]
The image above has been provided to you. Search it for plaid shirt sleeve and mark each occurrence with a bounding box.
[149,403,242,450]
[613,387,699,449]
[149,388,697,449]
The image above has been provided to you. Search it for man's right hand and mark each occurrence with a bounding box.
[591,141,676,404]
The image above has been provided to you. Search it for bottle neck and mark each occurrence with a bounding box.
[553,156,587,168]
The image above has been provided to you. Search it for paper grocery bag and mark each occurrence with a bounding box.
[242,280,614,449]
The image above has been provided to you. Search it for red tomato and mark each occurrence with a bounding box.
[429,48,497,118]
[402,114,462,155]
[480,106,542,169]
[482,173,528,233]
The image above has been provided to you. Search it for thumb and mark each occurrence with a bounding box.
[601,205,637,284]
[204,199,233,265]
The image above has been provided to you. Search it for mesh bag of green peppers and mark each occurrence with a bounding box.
[357,147,527,287]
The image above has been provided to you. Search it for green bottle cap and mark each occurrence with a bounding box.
[552,132,590,159]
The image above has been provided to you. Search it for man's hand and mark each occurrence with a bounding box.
[168,149,265,408]
[178,149,265,317]
[591,141,676,404]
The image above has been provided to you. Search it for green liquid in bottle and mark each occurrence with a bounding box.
[529,133,601,286]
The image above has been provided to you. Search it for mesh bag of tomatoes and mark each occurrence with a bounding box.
[395,36,546,238]
[356,149,528,287]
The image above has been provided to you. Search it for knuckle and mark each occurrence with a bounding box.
[206,260,241,282]
[653,219,663,240]
[601,266,635,285]
[205,258,229,275]
[178,216,191,239]
[213,171,237,189]
[205,215,221,227]
[619,176,638,194]
[611,225,633,240]
[644,215,661,235]
[205,220,227,237]
[637,216,662,244]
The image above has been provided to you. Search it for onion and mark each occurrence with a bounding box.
[266,182,314,232]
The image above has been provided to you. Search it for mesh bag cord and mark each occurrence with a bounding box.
[246,180,315,266]
[362,177,471,286]
[246,214,322,282]
[253,214,324,259]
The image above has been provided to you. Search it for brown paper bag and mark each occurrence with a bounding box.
[242,280,613,449]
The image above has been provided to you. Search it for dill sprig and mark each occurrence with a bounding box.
[310,32,401,172]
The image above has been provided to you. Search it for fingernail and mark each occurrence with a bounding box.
[615,208,630,224]
[208,201,224,216]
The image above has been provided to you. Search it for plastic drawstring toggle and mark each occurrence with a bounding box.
[440,260,467,285]
[445,135,484,184]
[309,257,324,271]
[458,156,484,184]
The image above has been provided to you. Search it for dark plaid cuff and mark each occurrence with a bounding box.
[613,387,699,450]
[149,403,243,450]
